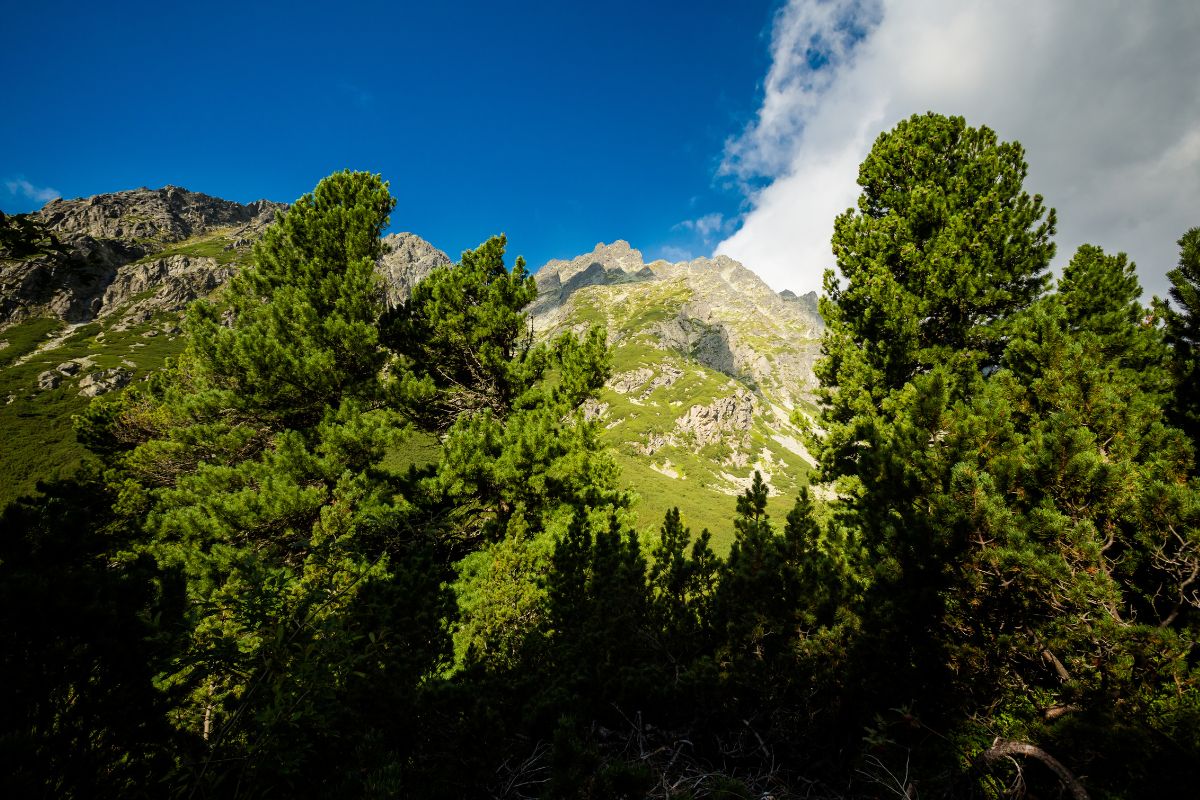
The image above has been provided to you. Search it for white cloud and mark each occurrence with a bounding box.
[5,177,61,204]
[674,212,728,240]
[716,0,1200,300]
[657,245,696,263]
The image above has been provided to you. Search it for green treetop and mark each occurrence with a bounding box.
[1058,244,1168,383]
[386,234,622,674]
[816,112,1055,486]
[1164,227,1200,446]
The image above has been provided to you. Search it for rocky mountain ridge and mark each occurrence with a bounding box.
[33,185,281,245]
[532,240,823,409]
[1,188,452,328]
[1,188,825,535]
[1,187,284,326]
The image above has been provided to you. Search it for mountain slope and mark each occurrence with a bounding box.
[1,190,824,543]
[530,241,823,541]
[0,189,447,504]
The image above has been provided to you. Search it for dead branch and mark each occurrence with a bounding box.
[972,739,1089,800]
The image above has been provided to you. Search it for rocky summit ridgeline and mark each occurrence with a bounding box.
[1,187,284,326]
[0,187,455,329]
[533,240,823,408]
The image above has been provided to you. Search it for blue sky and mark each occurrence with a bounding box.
[6,2,1197,298]
[1,0,778,268]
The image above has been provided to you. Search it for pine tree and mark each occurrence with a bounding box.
[715,472,790,672]
[781,486,844,630]
[0,210,66,258]
[387,234,619,547]
[1163,227,1200,447]
[385,234,622,679]
[0,472,178,798]
[810,115,1057,718]
[648,508,714,649]
[1058,243,1168,383]
[76,172,448,791]
[816,112,1055,487]
[945,297,1200,792]
[544,511,652,715]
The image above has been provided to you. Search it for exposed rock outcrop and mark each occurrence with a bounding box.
[530,241,824,407]
[1,188,451,328]
[634,431,679,456]
[377,232,453,307]
[531,240,653,316]
[1,187,282,326]
[33,186,282,245]
[610,367,654,394]
[78,367,132,397]
[37,369,61,390]
[101,255,237,327]
[676,390,755,448]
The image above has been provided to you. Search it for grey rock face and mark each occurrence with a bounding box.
[377,233,452,307]
[609,364,685,400]
[676,390,756,448]
[610,367,654,394]
[531,241,650,315]
[780,288,820,318]
[1,187,281,326]
[530,242,824,407]
[101,254,237,328]
[0,236,140,323]
[37,370,61,390]
[634,430,678,455]
[1,187,453,328]
[643,364,683,396]
[34,186,283,245]
[581,398,609,422]
[78,367,132,397]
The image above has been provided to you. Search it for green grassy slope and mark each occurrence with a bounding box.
[537,275,819,550]
[0,227,246,507]
[0,314,187,505]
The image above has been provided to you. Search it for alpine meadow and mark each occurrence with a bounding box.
[2,109,1199,799]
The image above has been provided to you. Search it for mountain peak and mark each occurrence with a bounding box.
[33,185,284,246]
[538,240,646,282]
[378,232,452,307]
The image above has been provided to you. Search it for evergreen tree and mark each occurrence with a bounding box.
[714,472,802,679]
[385,235,622,679]
[816,112,1055,487]
[544,511,652,717]
[0,209,66,258]
[1058,243,1168,383]
[387,234,619,548]
[76,171,449,793]
[647,507,718,659]
[943,298,1200,793]
[1163,227,1200,447]
[781,486,844,630]
[0,472,179,798]
[811,114,1057,723]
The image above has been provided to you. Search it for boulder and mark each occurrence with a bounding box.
[78,367,132,397]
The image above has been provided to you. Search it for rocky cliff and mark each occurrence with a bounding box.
[378,232,453,307]
[0,188,451,327]
[532,241,822,407]
[0,187,284,325]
